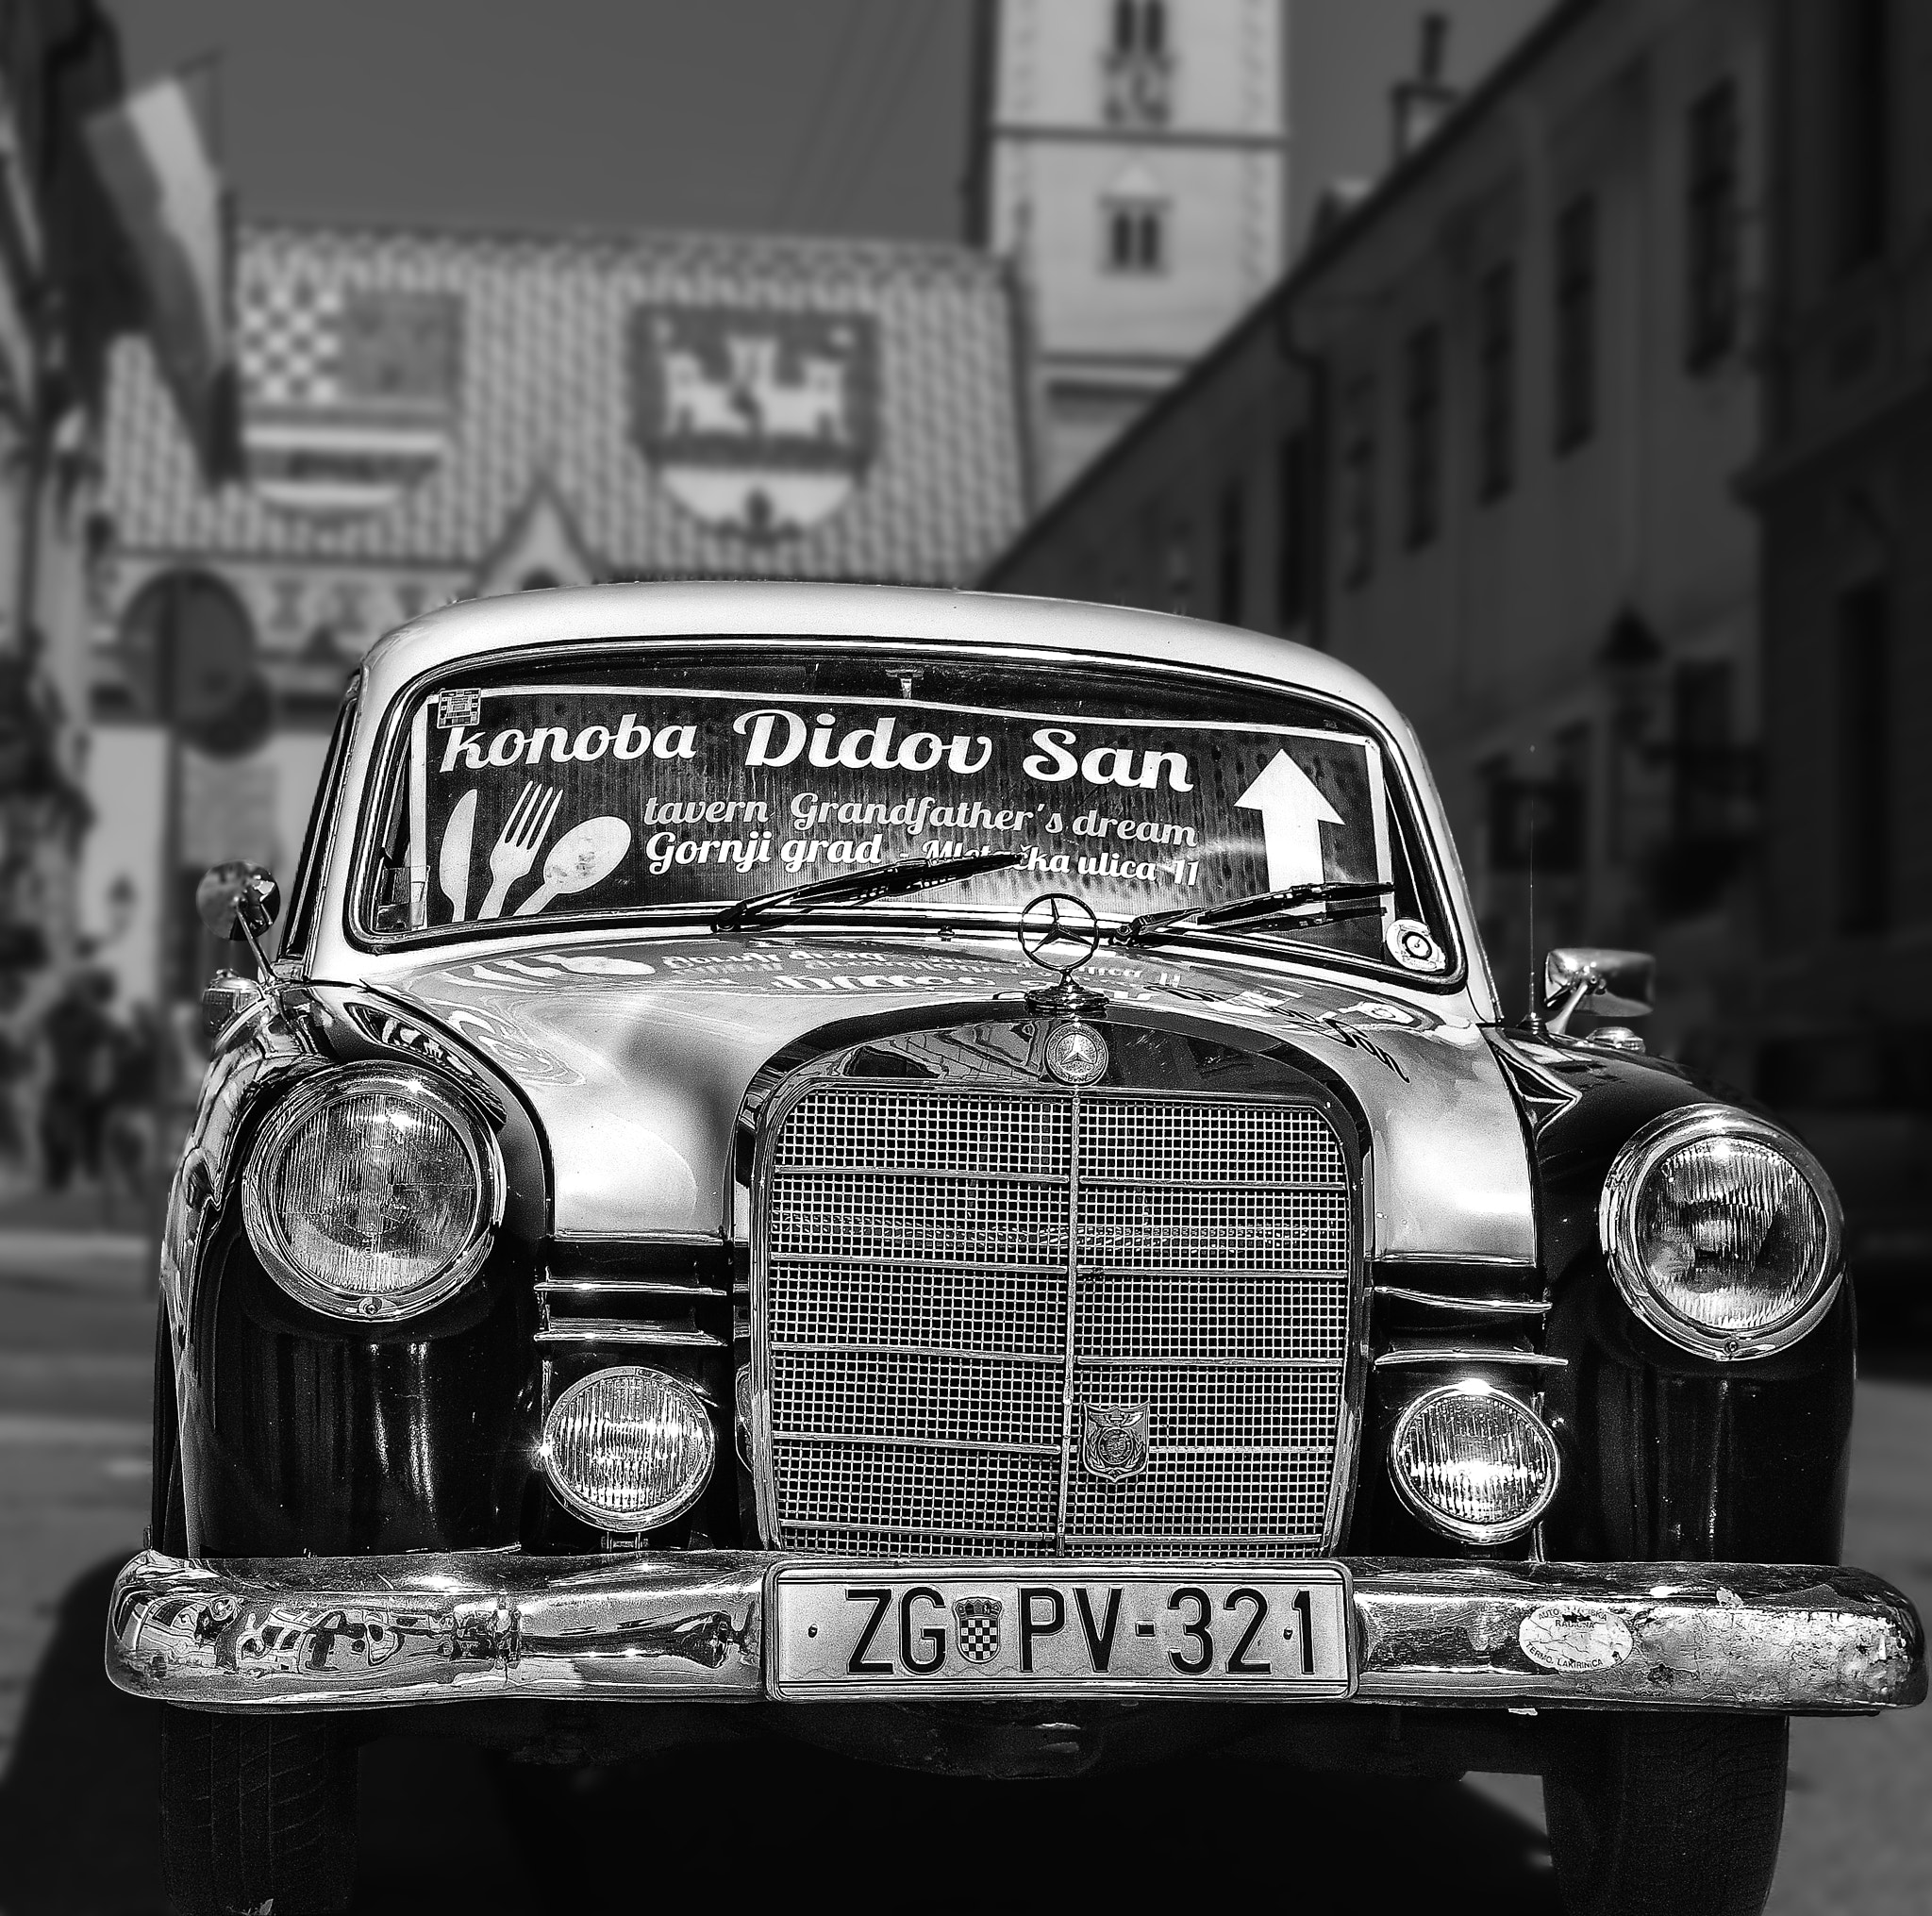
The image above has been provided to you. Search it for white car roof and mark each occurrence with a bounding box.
[358,581,1405,728]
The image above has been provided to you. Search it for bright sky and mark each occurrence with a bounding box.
[111,1,1550,247]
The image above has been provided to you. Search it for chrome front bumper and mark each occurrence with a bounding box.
[106,1550,1925,1716]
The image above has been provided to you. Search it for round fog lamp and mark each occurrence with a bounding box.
[542,1368,716,1532]
[1389,1380,1559,1544]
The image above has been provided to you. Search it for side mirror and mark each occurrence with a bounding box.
[196,862,281,946]
[1542,946,1655,1032]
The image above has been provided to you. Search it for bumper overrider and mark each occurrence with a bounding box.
[107,1550,1924,1715]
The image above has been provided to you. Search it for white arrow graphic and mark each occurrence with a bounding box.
[1236,750,1342,891]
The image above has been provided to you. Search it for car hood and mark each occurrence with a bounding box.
[367,932,1536,1262]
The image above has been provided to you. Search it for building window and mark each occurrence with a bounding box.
[1672,660,1735,838]
[1403,324,1443,549]
[1340,378,1376,589]
[1836,0,1890,273]
[1105,0,1171,125]
[1216,481,1245,625]
[1476,261,1515,500]
[1554,195,1598,453]
[1113,0,1167,57]
[1837,579,1890,934]
[1278,430,1310,629]
[1686,80,1740,370]
[1105,198,1167,273]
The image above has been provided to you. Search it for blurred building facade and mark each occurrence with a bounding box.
[966,0,1289,495]
[987,0,1769,1062]
[84,219,1031,1010]
[1740,0,1932,1266]
[0,2,140,1008]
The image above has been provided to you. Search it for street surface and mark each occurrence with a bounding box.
[0,1242,1925,1913]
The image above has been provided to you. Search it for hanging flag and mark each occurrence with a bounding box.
[239,276,462,518]
[84,73,241,484]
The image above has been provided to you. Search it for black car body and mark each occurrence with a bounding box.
[108,585,1924,1916]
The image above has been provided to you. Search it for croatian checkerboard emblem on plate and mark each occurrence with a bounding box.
[953,1595,1003,1663]
[1082,1403,1152,1483]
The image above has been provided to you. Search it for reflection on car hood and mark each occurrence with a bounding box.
[372,933,1535,1261]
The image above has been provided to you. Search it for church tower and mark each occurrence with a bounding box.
[968,0,1289,496]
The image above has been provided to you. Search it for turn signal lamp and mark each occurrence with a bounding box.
[1389,1380,1560,1544]
[542,1367,716,1532]
[1599,1106,1841,1360]
[242,1066,502,1321]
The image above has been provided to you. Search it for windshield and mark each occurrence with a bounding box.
[358,641,1459,983]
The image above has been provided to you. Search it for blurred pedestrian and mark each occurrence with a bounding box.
[36,968,116,1190]
[102,1000,160,1216]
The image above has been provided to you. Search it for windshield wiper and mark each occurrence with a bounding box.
[717,850,1025,930]
[1118,880,1393,948]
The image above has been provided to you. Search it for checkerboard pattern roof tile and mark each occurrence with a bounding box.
[103,220,1030,585]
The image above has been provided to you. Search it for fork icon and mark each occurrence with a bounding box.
[476,782,561,919]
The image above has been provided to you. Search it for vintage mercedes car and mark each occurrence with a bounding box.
[111,583,1923,1915]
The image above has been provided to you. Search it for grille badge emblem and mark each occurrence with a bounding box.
[1082,1403,1152,1483]
[1044,1019,1108,1086]
[954,1595,1003,1662]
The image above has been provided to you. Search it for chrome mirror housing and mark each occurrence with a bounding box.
[196,861,281,944]
[1543,946,1655,1031]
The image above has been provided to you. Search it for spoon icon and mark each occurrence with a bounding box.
[513,816,631,916]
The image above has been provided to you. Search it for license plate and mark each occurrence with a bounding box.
[766,1561,1355,1699]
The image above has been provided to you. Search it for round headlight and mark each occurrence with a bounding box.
[1389,1380,1560,1544]
[543,1368,717,1532]
[1600,1105,1842,1359]
[242,1066,501,1321]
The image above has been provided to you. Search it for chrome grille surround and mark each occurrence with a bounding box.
[751,1073,1363,1558]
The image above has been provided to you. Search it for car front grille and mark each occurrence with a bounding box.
[757,1082,1356,1557]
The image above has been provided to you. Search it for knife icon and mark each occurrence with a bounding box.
[439,789,478,923]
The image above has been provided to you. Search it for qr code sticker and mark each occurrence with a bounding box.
[437,689,483,728]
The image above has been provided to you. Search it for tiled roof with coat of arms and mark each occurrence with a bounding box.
[101,218,1032,586]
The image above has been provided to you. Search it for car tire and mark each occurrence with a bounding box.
[159,1708,358,1916]
[1543,1713,1789,1916]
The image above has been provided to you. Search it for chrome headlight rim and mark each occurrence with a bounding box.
[541,1366,718,1533]
[1387,1379,1561,1545]
[1598,1103,1843,1362]
[241,1063,505,1324]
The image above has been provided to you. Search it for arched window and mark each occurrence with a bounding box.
[1112,0,1166,54]
[1105,0,1172,124]
[1103,166,1169,274]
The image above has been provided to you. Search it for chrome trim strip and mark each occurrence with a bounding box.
[778,1431,1061,1458]
[1374,1252,1541,1270]
[1053,1091,1084,1554]
[1374,1349,1569,1370]
[553,1231,726,1249]
[1374,1287,1553,1317]
[534,1324,726,1349]
[772,1341,1063,1365]
[536,1279,731,1300]
[107,1551,1925,1714]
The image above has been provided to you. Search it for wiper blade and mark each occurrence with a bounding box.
[1119,880,1393,947]
[718,849,1024,930]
